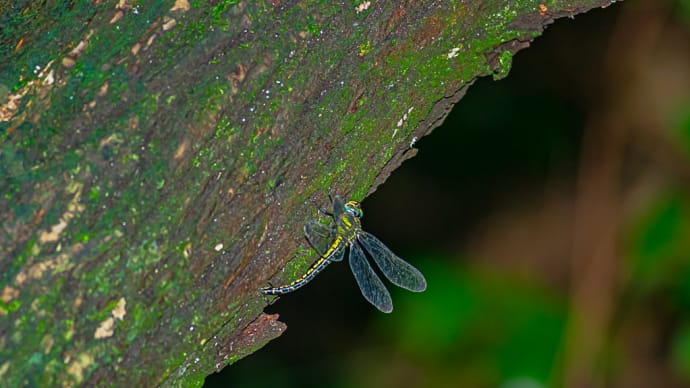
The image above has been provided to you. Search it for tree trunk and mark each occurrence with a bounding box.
[0,0,617,386]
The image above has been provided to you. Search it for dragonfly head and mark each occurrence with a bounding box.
[344,200,363,219]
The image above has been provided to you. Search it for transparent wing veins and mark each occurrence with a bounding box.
[357,231,427,292]
[349,241,393,313]
[304,220,334,255]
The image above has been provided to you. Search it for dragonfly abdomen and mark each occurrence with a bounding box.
[261,256,332,295]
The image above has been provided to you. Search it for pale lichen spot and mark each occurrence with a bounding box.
[39,219,68,243]
[44,69,55,86]
[14,271,27,287]
[39,182,85,243]
[94,317,115,339]
[146,33,157,49]
[173,138,189,160]
[183,242,193,259]
[112,297,127,320]
[0,362,10,380]
[0,92,21,122]
[109,10,124,24]
[355,1,371,13]
[171,0,190,12]
[27,262,49,280]
[395,106,415,130]
[162,16,177,31]
[130,42,141,56]
[98,82,109,97]
[1,60,56,122]
[68,38,90,58]
[41,334,55,354]
[1,286,19,303]
[62,57,76,68]
[128,115,140,130]
[110,1,131,24]
[62,30,94,69]
[100,133,121,149]
[67,353,94,384]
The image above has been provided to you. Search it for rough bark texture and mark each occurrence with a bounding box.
[0,0,617,386]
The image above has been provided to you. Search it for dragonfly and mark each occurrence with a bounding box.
[261,196,426,313]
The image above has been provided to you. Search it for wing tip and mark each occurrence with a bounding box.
[414,278,427,292]
[380,305,393,313]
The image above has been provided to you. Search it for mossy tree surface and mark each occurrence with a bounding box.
[0,0,617,386]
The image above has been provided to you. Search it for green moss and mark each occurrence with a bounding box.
[0,0,609,385]
[270,246,318,283]
[493,50,514,80]
[0,299,21,314]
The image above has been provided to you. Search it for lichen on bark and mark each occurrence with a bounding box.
[0,0,618,386]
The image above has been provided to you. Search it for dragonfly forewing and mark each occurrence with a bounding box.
[304,220,344,261]
[357,231,427,292]
[349,240,393,313]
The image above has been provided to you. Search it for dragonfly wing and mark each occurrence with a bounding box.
[358,231,427,292]
[304,220,338,257]
[349,241,393,313]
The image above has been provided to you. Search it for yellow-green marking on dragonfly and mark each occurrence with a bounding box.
[261,196,426,313]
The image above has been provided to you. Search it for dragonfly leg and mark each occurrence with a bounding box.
[317,205,333,217]
[311,196,333,216]
[263,293,280,305]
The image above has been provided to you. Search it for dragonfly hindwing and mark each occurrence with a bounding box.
[357,231,427,292]
[349,240,393,313]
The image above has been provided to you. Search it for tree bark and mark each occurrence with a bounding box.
[0,0,618,386]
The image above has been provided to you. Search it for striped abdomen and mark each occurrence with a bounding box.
[261,256,332,295]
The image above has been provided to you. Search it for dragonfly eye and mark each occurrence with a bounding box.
[345,201,363,218]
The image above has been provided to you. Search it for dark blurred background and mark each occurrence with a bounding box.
[207,0,690,386]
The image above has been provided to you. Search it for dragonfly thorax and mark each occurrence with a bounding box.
[337,210,361,241]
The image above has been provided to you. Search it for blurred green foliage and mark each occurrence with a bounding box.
[625,189,690,384]
[627,191,690,291]
[629,102,690,383]
[677,0,690,25]
[676,103,690,159]
[344,260,566,388]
